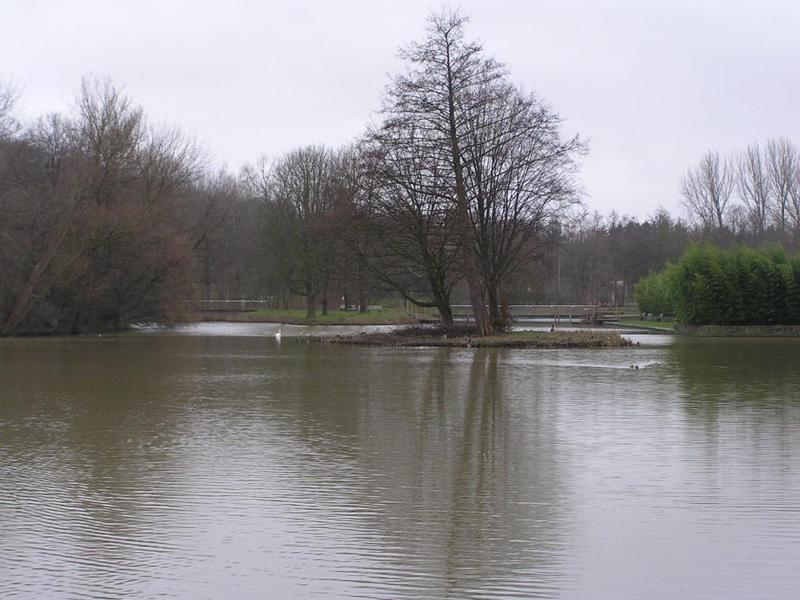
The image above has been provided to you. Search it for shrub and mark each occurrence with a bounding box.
[635,269,675,316]
[636,244,800,326]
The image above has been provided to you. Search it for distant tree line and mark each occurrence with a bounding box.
[681,140,800,241]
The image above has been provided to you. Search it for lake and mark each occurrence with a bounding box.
[1,323,799,598]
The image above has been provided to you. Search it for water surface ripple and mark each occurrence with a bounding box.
[1,328,799,598]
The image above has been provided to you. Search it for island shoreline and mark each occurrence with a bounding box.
[312,326,633,349]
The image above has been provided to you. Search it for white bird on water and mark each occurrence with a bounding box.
[275,328,282,341]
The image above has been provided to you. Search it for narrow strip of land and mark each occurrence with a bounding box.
[316,327,632,348]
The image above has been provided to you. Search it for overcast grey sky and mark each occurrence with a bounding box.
[3,0,800,217]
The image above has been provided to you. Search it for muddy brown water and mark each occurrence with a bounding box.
[1,323,799,598]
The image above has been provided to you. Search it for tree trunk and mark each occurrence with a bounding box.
[305,282,316,318]
[2,261,49,335]
[437,299,454,326]
[461,232,491,329]
[358,286,368,313]
[445,45,493,336]
[321,281,329,315]
[1,204,78,335]
[357,264,369,313]
[487,284,500,323]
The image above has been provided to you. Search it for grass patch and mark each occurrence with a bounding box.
[616,319,676,331]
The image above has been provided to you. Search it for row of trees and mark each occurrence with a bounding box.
[525,210,691,306]
[512,204,800,310]
[0,11,584,335]
[240,12,584,333]
[223,24,800,323]
[636,245,800,326]
[7,11,798,336]
[682,140,800,239]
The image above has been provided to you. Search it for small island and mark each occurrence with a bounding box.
[317,326,632,349]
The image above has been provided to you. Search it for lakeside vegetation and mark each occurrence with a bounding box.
[676,324,800,337]
[617,319,677,331]
[636,245,800,326]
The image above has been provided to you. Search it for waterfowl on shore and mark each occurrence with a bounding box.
[275,329,282,341]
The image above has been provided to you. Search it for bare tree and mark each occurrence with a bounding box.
[461,82,584,322]
[137,124,204,207]
[766,138,799,235]
[325,146,382,314]
[1,78,201,335]
[681,150,735,231]
[380,10,505,335]
[737,144,771,236]
[0,112,92,335]
[252,146,337,318]
[360,129,462,324]
[175,170,244,300]
[0,77,19,139]
[377,10,583,334]
[790,170,800,238]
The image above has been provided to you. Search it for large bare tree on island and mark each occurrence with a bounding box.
[375,10,584,335]
[461,82,584,323]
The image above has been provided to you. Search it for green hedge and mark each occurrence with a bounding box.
[636,245,800,325]
[635,268,676,316]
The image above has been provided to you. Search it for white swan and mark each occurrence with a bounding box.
[275,328,282,341]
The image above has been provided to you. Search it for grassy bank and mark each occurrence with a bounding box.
[614,319,800,337]
[675,324,800,337]
[615,319,676,332]
[317,326,632,348]
[191,307,420,326]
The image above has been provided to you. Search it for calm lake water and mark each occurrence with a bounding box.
[2,323,799,599]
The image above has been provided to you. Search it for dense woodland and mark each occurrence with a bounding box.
[3,12,800,335]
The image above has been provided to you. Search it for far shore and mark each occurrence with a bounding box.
[675,324,800,337]
[9,315,800,340]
